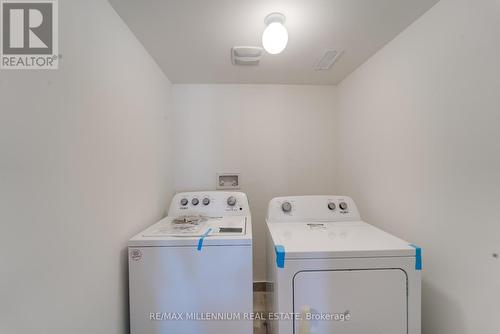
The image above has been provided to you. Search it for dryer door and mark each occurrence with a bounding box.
[293,269,407,334]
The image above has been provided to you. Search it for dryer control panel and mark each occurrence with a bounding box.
[169,191,250,217]
[267,195,360,222]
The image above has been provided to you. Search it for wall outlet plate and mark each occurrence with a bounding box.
[216,173,241,189]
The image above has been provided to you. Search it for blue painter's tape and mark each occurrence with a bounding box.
[409,244,422,270]
[197,228,212,251]
[275,245,285,268]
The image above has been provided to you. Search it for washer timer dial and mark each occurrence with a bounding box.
[227,196,237,206]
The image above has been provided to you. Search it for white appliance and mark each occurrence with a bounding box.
[266,196,421,334]
[129,191,253,334]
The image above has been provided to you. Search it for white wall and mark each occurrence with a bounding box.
[172,84,337,280]
[0,1,173,333]
[336,0,500,333]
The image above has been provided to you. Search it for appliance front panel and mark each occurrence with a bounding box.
[129,245,253,334]
[293,269,407,334]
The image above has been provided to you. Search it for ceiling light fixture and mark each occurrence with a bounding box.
[262,13,288,55]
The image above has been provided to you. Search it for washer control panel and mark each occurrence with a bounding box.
[169,191,250,217]
[267,195,360,222]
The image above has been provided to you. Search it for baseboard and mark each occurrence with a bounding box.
[253,281,267,292]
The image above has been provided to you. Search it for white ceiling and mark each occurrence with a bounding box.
[109,0,439,85]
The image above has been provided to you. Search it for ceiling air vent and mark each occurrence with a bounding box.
[231,46,263,65]
[314,49,343,71]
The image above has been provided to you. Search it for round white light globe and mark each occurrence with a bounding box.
[262,22,288,54]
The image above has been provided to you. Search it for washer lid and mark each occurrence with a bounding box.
[129,216,252,247]
[267,221,414,259]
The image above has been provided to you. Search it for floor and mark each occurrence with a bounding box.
[254,290,268,334]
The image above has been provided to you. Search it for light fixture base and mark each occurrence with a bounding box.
[264,12,285,25]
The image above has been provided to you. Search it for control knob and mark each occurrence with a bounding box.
[191,198,199,206]
[227,196,237,206]
[282,201,292,213]
[339,202,348,211]
[202,197,210,206]
[327,202,336,211]
[180,198,188,206]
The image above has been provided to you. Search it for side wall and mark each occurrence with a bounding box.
[336,0,500,333]
[172,84,338,280]
[0,1,174,333]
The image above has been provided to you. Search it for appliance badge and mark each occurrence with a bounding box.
[130,249,142,262]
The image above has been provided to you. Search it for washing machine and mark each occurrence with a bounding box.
[128,191,253,334]
[266,196,421,334]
